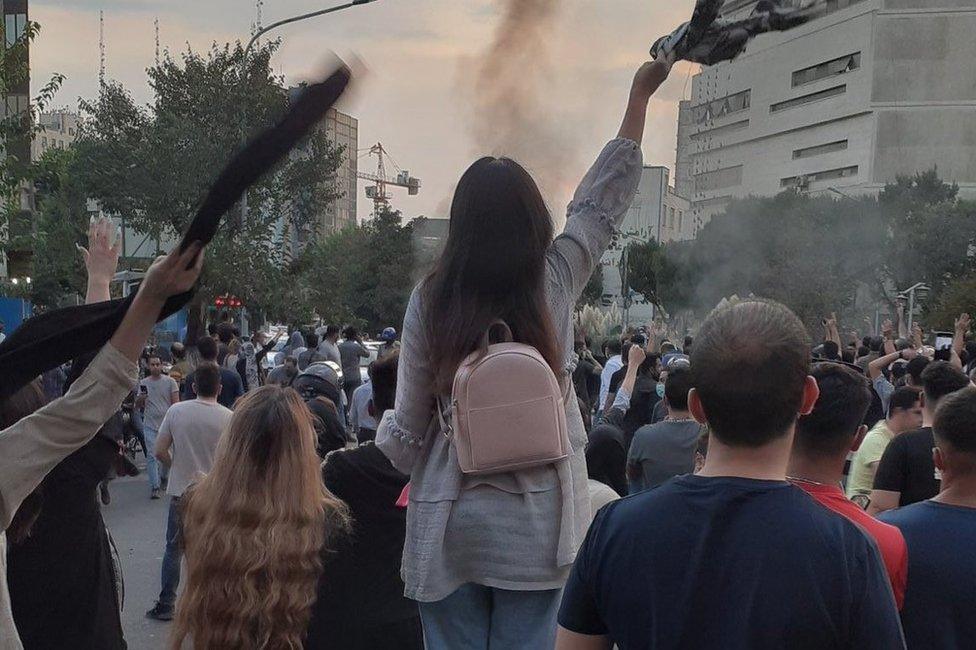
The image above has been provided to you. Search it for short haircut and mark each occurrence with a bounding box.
[305,332,319,348]
[933,386,976,455]
[216,321,235,344]
[841,349,855,364]
[921,361,970,406]
[868,336,883,353]
[906,356,930,385]
[197,336,218,361]
[822,340,840,360]
[856,346,870,358]
[370,350,399,413]
[343,325,359,339]
[325,324,340,338]
[148,354,161,363]
[888,385,921,416]
[605,339,622,356]
[691,300,811,447]
[660,341,677,355]
[193,362,222,398]
[664,366,693,411]
[284,356,297,367]
[795,363,871,456]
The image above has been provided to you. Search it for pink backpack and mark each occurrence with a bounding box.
[440,321,570,475]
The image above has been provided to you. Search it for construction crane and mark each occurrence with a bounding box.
[356,142,421,216]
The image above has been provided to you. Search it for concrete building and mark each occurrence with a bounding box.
[322,107,358,232]
[32,111,79,160]
[283,90,358,260]
[599,166,691,324]
[675,0,976,226]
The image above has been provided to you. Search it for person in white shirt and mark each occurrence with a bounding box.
[598,339,623,419]
[147,362,232,621]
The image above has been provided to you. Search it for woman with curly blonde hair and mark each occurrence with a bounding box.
[171,386,347,649]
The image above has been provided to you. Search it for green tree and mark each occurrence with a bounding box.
[21,148,90,308]
[578,266,604,307]
[657,192,885,330]
[71,41,343,338]
[881,169,976,310]
[304,207,417,332]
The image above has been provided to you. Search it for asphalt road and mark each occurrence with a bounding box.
[102,473,173,650]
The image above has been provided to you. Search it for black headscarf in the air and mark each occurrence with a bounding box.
[651,0,815,66]
[0,64,351,401]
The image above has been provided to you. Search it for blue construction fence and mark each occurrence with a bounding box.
[0,296,33,335]
[0,295,186,344]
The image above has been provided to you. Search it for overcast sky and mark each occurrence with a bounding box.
[31,0,697,221]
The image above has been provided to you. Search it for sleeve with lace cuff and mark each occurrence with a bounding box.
[375,409,426,475]
[548,138,643,301]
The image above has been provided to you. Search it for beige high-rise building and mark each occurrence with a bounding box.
[32,111,80,160]
[675,0,976,227]
[322,107,358,232]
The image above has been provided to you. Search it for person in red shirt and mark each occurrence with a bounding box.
[789,362,908,609]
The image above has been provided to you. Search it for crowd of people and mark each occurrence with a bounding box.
[1,53,975,650]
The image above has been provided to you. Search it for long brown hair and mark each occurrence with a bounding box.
[425,156,562,394]
[171,386,348,649]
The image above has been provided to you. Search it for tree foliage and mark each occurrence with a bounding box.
[654,171,976,332]
[303,207,418,332]
[58,41,343,328]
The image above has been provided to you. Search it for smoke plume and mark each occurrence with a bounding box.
[461,0,580,213]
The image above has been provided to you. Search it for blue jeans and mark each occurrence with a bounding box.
[158,497,182,608]
[419,584,562,650]
[144,426,161,490]
[143,426,168,490]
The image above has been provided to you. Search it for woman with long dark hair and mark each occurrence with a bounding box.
[376,58,672,647]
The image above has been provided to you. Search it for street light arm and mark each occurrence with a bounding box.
[243,1,371,58]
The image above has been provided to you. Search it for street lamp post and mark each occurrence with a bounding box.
[899,282,931,332]
[237,0,378,223]
[243,0,378,61]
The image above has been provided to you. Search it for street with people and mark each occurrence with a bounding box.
[2,1,976,649]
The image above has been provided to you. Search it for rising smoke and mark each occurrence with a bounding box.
[459,0,580,215]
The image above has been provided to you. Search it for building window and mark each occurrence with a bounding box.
[825,0,867,13]
[694,165,744,193]
[770,85,846,113]
[5,13,27,47]
[793,140,849,160]
[41,136,47,147]
[68,128,74,136]
[690,119,750,142]
[678,212,684,232]
[670,207,676,228]
[781,165,859,188]
[691,90,751,124]
[792,53,860,87]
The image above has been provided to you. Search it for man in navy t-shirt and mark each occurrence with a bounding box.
[557,300,905,650]
[880,386,976,650]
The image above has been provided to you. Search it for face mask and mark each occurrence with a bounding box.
[656,383,666,399]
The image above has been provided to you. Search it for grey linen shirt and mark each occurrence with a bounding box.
[376,138,642,602]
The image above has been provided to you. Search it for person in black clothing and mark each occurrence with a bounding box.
[7,356,130,650]
[573,336,603,412]
[306,350,422,650]
[182,336,244,409]
[585,424,628,497]
[870,360,971,516]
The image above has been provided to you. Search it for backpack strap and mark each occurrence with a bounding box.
[436,396,453,439]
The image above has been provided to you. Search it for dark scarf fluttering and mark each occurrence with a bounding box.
[651,0,816,66]
[0,64,352,401]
